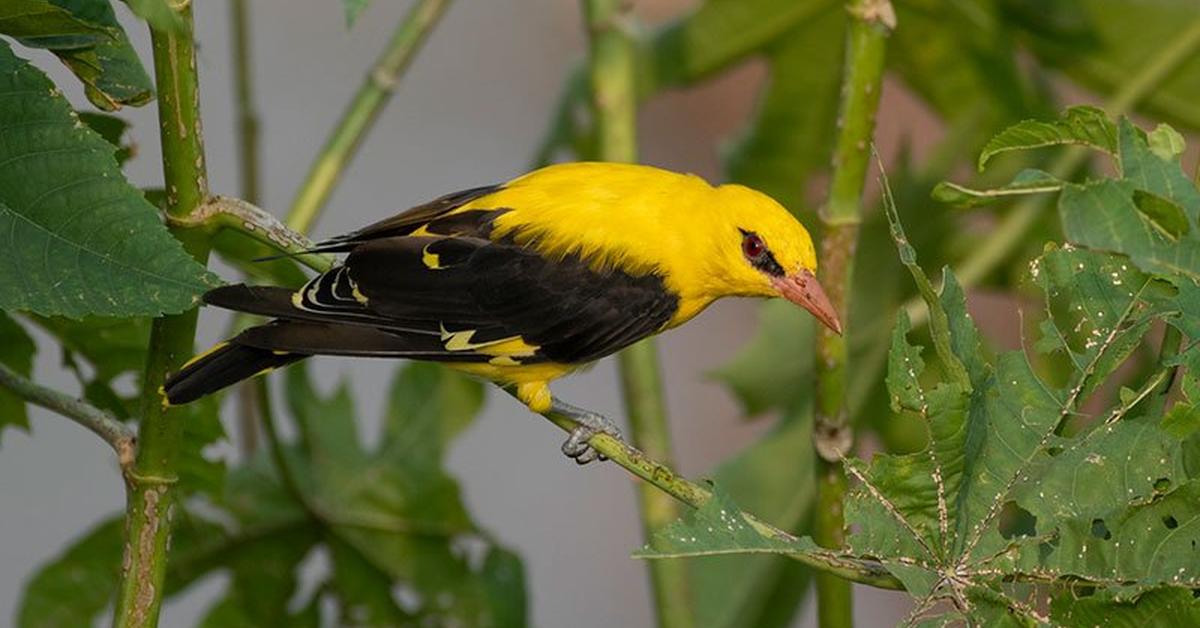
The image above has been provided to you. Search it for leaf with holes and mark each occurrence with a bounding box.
[639,152,1200,624]
[0,41,215,318]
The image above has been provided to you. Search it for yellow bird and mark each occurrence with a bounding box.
[165,162,840,462]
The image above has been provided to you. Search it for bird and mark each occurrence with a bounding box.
[164,162,841,463]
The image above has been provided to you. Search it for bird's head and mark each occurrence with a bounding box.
[701,184,842,335]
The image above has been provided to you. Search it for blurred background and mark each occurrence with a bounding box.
[3,0,1200,626]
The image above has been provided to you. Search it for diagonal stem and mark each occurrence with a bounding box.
[286,0,452,234]
[0,362,135,467]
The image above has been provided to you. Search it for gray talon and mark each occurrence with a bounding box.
[551,400,624,464]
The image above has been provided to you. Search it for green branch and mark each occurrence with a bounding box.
[516,389,905,590]
[286,0,452,234]
[112,5,212,627]
[0,362,135,467]
[813,2,893,627]
[583,1,693,626]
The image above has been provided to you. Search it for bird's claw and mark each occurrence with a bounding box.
[560,412,622,465]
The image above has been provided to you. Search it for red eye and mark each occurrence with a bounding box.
[742,233,766,260]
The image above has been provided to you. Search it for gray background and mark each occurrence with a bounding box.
[1,1,914,625]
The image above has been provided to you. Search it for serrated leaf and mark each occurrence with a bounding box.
[978,105,1117,170]
[1051,587,1200,627]
[280,363,526,625]
[15,0,154,110]
[0,0,109,46]
[688,405,816,628]
[0,312,36,440]
[638,486,821,559]
[0,41,214,317]
[932,169,1063,207]
[17,516,122,628]
[1060,180,1200,282]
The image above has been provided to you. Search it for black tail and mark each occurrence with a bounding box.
[163,342,306,405]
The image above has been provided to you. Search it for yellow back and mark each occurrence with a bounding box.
[460,162,818,325]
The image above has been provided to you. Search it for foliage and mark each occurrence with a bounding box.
[18,363,525,627]
[4,1,1200,627]
[643,112,1200,624]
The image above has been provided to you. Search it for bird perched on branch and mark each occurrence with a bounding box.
[165,162,840,462]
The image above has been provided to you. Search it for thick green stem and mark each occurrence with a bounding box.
[112,6,211,628]
[904,17,1200,328]
[286,0,451,234]
[229,0,262,458]
[813,2,892,627]
[583,1,693,626]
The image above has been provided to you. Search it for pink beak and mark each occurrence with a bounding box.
[772,270,843,335]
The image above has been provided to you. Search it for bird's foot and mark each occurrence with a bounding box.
[552,401,623,465]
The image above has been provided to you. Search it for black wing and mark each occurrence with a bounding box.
[210,236,680,365]
[305,184,504,255]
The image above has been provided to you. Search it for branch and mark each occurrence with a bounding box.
[113,4,212,627]
[509,388,905,590]
[178,196,335,274]
[813,2,893,626]
[285,0,452,234]
[0,362,135,467]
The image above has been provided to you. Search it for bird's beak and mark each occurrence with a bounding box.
[772,270,843,335]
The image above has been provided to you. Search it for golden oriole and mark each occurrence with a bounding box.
[165,162,840,462]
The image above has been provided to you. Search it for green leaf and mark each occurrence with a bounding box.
[1060,180,1200,282]
[687,405,816,628]
[709,300,814,417]
[1148,124,1187,161]
[644,161,1200,623]
[17,516,122,628]
[342,0,369,27]
[1134,190,1191,240]
[16,0,154,110]
[1162,403,1200,440]
[0,312,36,439]
[32,315,149,381]
[282,363,527,625]
[1051,588,1200,628]
[0,0,109,46]
[932,169,1063,207]
[0,41,215,317]
[638,486,821,559]
[978,105,1117,170]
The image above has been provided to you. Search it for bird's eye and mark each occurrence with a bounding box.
[741,232,766,260]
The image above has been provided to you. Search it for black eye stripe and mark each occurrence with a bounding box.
[738,228,786,277]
